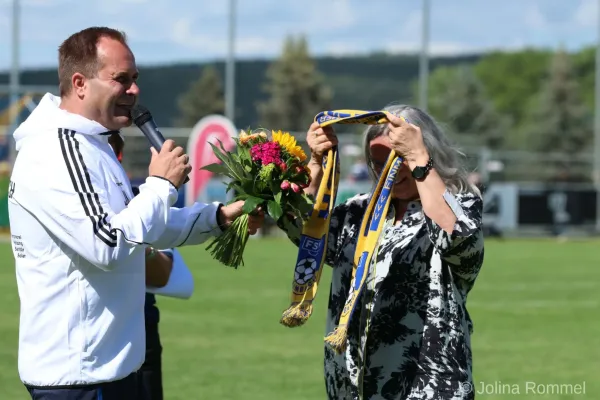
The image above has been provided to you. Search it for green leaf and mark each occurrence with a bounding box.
[215,138,233,156]
[274,191,282,204]
[239,145,251,161]
[285,191,314,219]
[302,193,315,206]
[241,154,254,172]
[209,142,233,168]
[209,142,250,183]
[242,196,264,214]
[233,163,250,180]
[200,162,230,175]
[280,217,296,237]
[228,182,246,195]
[267,200,283,221]
[225,181,236,192]
[241,179,256,194]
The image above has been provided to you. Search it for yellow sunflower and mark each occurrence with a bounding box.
[272,130,307,162]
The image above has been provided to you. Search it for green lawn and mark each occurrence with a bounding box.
[0,238,598,399]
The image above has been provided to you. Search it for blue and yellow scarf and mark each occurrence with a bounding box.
[280,110,403,354]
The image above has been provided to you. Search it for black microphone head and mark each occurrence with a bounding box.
[131,104,153,127]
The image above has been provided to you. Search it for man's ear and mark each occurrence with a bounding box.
[72,72,86,97]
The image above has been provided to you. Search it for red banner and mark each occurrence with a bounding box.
[186,115,237,206]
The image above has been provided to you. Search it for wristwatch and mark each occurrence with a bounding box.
[411,157,433,180]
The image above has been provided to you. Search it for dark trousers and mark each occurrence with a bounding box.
[137,322,163,400]
[25,372,138,400]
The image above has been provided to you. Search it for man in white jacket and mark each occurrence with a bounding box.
[8,26,263,400]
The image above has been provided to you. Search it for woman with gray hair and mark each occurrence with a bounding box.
[279,104,484,400]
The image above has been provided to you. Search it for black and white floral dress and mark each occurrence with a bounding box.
[281,190,484,400]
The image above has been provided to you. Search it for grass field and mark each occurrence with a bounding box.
[0,237,599,399]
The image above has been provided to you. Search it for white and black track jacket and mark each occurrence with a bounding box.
[8,93,222,387]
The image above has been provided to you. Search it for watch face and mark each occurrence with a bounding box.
[412,167,425,179]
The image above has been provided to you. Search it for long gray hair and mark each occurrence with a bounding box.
[363,104,480,196]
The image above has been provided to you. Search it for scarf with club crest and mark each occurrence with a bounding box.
[280,109,404,354]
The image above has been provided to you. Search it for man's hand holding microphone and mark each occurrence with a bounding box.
[137,105,264,235]
[148,139,191,189]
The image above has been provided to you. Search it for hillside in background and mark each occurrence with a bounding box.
[0,53,482,129]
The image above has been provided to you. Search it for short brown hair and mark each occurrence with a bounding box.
[58,27,128,96]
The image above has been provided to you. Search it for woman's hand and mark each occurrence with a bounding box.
[302,122,338,198]
[306,121,339,164]
[386,113,429,165]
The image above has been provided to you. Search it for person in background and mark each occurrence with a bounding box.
[0,161,11,233]
[137,188,173,400]
[109,133,173,400]
[348,158,370,182]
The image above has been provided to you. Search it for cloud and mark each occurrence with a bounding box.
[522,0,597,40]
[169,16,280,56]
[0,0,599,71]
[4,0,67,6]
[573,0,597,27]
[524,2,548,29]
[323,40,503,58]
[170,17,225,51]
[0,10,8,30]
[389,41,472,56]
[305,0,358,31]
[383,41,519,57]
[93,0,155,16]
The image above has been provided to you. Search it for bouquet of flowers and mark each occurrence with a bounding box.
[201,129,314,268]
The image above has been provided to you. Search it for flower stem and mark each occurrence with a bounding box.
[206,214,250,269]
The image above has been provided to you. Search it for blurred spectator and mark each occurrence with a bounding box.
[468,171,484,193]
[348,158,370,181]
[110,133,176,400]
[0,161,11,233]
[469,171,503,238]
[548,166,572,240]
[0,135,10,162]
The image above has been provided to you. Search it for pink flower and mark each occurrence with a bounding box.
[280,180,291,190]
[251,141,282,166]
[291,183,302,193]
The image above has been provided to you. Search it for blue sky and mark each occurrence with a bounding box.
[0,0,598,71]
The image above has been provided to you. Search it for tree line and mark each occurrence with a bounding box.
[178,38,595,157]
[2,37,595,156]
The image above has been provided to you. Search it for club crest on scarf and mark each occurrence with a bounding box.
[280,147,339,326]
[291,152,334,293]
[280,109,405,355]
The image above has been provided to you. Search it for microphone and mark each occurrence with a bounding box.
[131,104,189,184]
